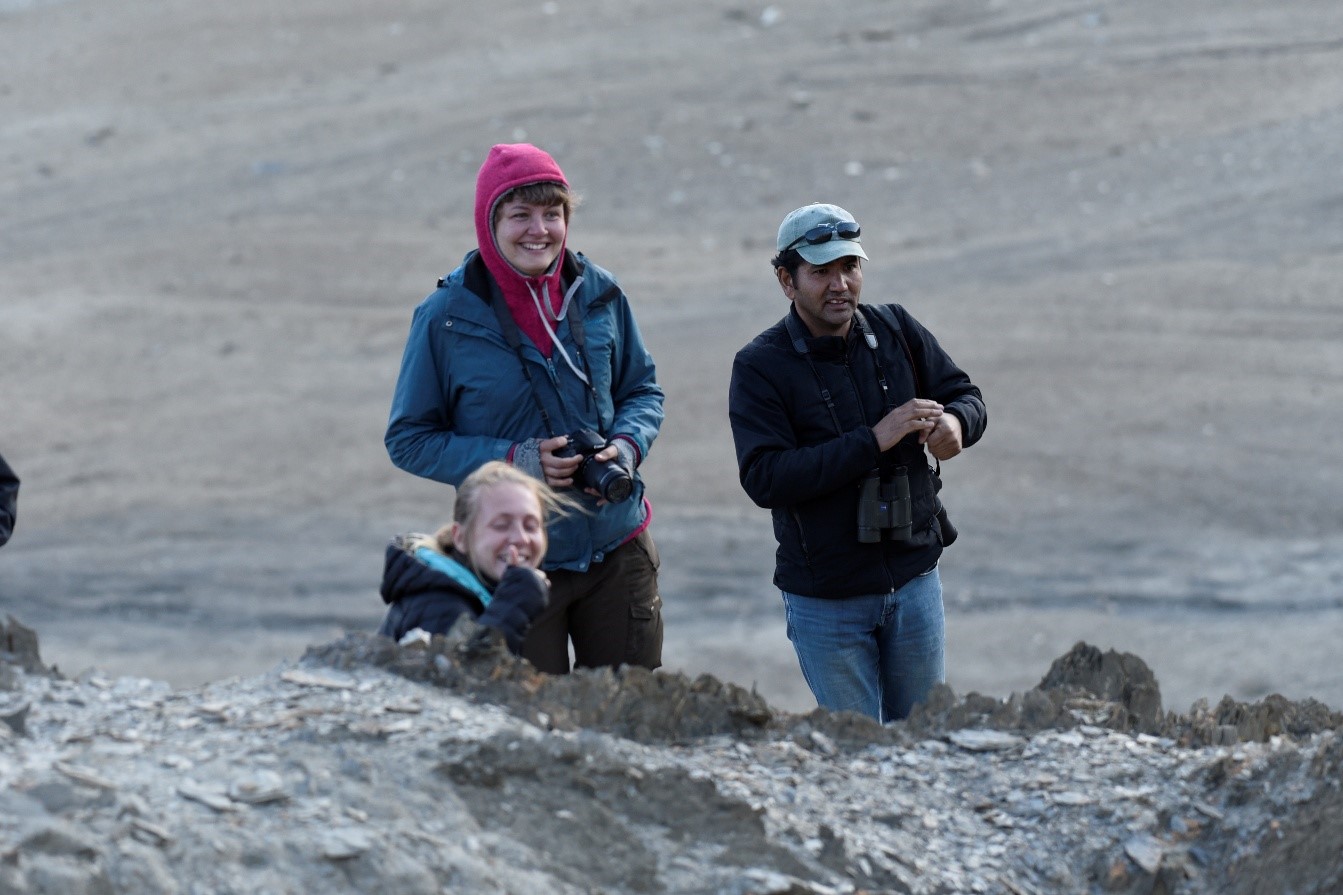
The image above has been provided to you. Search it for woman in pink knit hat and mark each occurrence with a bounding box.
[385,144,665,675]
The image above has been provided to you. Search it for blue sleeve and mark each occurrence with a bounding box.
[606,295,665,463]
[384,298,513,486]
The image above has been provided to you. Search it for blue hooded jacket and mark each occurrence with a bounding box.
[385,145,663,572]
[384,251,664,572]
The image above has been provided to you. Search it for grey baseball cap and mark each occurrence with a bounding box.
[776,203,868,265]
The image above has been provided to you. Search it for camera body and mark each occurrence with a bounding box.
[558,429,634,504]
[856,467,912,543]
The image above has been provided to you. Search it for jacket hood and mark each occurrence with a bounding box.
[473,143,569,295]
[380,538,492,608]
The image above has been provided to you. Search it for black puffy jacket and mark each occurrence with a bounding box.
[0,452,17,547]
[377,537,548,655]
[729,304,986,599]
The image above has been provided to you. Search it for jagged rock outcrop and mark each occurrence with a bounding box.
[2,616,1341,894]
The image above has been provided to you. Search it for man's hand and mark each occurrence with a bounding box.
[925,412,963,461]
[872,398,943,452]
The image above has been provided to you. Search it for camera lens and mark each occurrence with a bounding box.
[596,467,633,503]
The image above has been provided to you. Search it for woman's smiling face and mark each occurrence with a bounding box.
[453,480,547,583]
[494,198,566,276]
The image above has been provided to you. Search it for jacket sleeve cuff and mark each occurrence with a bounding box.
[509,438,545,480]
[611,435,641,470]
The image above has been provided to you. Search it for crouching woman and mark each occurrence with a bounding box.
[379,461,568,655]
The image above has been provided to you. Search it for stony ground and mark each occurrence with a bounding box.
[3,618,1343,894]
[3,0,1343,743]
[5,4,1343,889]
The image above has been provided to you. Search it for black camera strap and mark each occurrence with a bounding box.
[483,273,604,441]
[782,306,943,476]
[783,310,846,435]
[866,308,942,477]
[486,278,561,439]
[783,307,897,436]
[853,308,897,413]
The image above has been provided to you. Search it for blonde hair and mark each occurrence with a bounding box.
[407,461,574,559]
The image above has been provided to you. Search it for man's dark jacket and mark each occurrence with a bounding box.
[729,303,986,599]
[0,452,17,547]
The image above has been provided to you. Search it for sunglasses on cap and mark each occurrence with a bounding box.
[786,220,862,250]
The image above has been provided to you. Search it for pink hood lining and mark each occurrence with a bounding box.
[473,144,570,358]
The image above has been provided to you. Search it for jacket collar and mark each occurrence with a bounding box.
[461,249,588,307]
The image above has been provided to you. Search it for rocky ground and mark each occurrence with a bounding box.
[5,3,1343,889]
[3,0,1343,798]
[3,616,1342,895]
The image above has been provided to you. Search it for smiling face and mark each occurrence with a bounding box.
[452,481,547,584]
[493,198,567,277]
[778,255,864,337]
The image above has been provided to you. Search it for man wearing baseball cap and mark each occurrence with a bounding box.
[728,203,986,722]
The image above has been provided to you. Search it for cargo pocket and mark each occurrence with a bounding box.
[625,596,663,670]
[624,529,663,668]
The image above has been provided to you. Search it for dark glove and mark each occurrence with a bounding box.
[477,566,549,655]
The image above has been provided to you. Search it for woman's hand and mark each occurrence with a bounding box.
[502,545,548,583]
[538,434,581,488]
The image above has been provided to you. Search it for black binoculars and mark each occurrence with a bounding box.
[857,467,912,543]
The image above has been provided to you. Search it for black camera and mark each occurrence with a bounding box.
[857,467,912,543]
[558,429,634,504]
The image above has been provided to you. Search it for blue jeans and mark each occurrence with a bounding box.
[782,566,945,723]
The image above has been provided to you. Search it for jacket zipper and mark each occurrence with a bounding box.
[846,346,899,593]
[790,508,810,560]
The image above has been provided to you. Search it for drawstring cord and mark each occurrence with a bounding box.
[528,276,589,385]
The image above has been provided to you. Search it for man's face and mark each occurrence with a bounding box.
[494,199,566,277]
[778,255,863,337]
